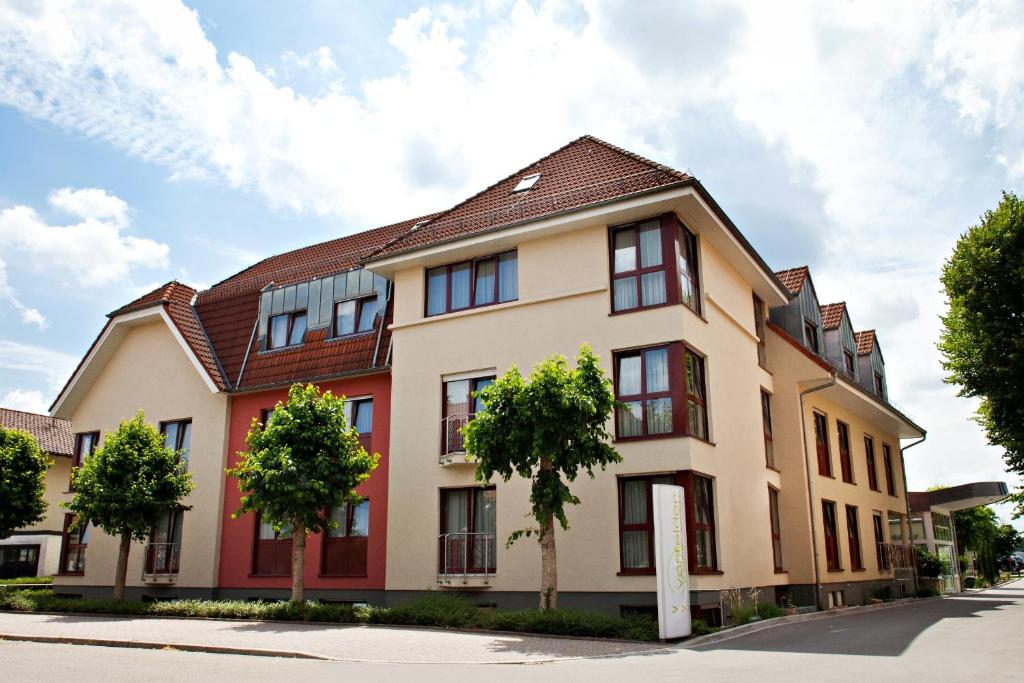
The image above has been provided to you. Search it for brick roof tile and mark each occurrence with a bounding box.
[819,302,847,330]
[0,407,73,456]
[854,330,877,355]
[774,266,810,295]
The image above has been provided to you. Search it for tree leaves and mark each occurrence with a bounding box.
[0,427,51,538]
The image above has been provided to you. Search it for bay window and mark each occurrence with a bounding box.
[613,343,708,440]
[321,499,369,576]
[425,251,517,316]
[610,215,701,315]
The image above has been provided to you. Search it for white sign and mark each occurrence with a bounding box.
[652,483,691,639]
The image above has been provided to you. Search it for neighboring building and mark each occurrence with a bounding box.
[0,407,73,578]
[49,282,231,598]
[199,218,418,602]
[908,482,1010,592]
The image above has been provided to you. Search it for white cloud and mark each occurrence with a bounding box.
[0,340,78,392]
[0,187,169,323]
[0,388,48,413]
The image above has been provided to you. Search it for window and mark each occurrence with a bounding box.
[160,419,192,471]
[804,319,820,353]
[60,514,89,575]
[753,294,767,368]
[615,346,673,438]
[887,512,904,543]
[678,225,701,314]
[268,310,306,349]
[822,500,841,571]
[882,444,896,496]
[511,173,541,192]
[146,509,183,575]
[618,475,675,572]
[864,435,879,491]
[843,350,856,375]
[322,499,369,576]
[769,487,783,571]
[334,296,378,337]
[71,431,99,490]
[933,512,952,542]
[618,472,717,574]
[344,398,373,451]
[425,251,518,316]
[685,349,709,440]
[0,545,40,579]
[252,514,292,576]
[813,412,832,477]
[837,421,853,483]
[610,218,701,315]
[442,376,495,455]
[874,372,885,398]
[691,474,717,571]
[846,505,863,570]
[439,487,496,574]
[259,407,275,429]
[874,512,890,571]
[761,390,774,469]
[910,515,926,541]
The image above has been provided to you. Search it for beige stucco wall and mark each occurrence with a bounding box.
[384,214,786,597]
[23,455,72,534]
[52,318,229,591]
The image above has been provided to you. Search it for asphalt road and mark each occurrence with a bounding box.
[2,581,1022,681]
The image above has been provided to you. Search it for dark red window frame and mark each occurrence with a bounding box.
[753,294,767,368]
[617,474,674,574]
[813,411,832,477]
[70,431,99,491]
[441,375,495,455]
[761,390,774,469]
[251,513,292,577]
[768,486,783,571]
[145,508,183,575]
[846,505,864,570]
[822,500,841,572]
[347,397,373,452]
[321,499,369,577]
[267,309,307,350]
[873,512,890,571]
[837,421,853,483]
[59,513,88,575]
[439,486,497,575]
[333,295,378,338]
[612,343,708,441]
[864,435,879,491]
[609,214,701,316]
[160,418,192,471]
[882,444,896,496]
[425,250,518,317]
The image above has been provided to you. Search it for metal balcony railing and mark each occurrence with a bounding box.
[143,542,180,579]
[438,532,495,584]
[439,413,474,462]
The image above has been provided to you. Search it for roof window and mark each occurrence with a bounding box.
[511,173,541,193]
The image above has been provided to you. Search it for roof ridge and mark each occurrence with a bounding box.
[580,134,689,180]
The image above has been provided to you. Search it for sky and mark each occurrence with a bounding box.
[0,0,1022,526]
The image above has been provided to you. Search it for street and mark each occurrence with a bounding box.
[2,581,1022,681]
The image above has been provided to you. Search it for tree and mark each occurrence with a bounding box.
[65,412,192,600]
[464,344,620,610]
[939,192,1024,499]
[228,383,378,604]
[0,427,51,539]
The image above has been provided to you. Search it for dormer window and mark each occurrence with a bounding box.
[803,319,819,354]
[843,350,855,375]
[269,310,306,349]
[334,296,377,337]
[511,173,541,193]
[874,372,885,398]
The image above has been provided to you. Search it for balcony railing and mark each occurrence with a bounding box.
[143,542,180,580]
[439,413,475,463]
[438,532,495,584]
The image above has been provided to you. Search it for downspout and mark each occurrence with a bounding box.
[900,434,927,594]
[799,372,837,611]
[371,280,392,368]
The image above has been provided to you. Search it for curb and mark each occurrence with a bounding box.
[681,596,943,649]
[0,632,328,660]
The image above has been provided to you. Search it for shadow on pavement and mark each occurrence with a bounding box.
[694,597,1016,657]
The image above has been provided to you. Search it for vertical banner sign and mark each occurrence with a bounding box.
[652,484,691,639]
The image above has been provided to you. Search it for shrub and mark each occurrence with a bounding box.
[757,602,784,619]
[0,575,54,586]
[730,604,756,625]
[367,593,478,628]
[915,587,939,598]
[915,547,944,578]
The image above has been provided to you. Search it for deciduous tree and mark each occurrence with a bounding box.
[0,427,51,539]
[65,412,192,600]
[465,344,619,609]
[228,383,378,604]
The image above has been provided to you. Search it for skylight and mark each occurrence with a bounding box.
[511,173,541,193]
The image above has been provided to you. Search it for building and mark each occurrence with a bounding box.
[908,482,1010,592]
[0,407,73,578]
[47,135,926,617]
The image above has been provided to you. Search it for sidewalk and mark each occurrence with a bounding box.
[0,612,670,664]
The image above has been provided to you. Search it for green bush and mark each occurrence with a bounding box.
[757,602,784,619]
[0,575,54,586]
[0,589,658,641]
[915,547,944,578]
[691,619,713,636]
[915,587,939,598]
[730,604,756,625]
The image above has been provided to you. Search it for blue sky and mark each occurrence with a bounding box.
[1,0,1022,524]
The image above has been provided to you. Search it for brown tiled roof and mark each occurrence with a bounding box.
[0,407,73,456]
[195,217,425,389]
[819,302,847,330]
[855,330,876,355]
[775,266,810,295]
[368,135,691,259]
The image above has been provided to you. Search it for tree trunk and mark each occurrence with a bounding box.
[539,510,558,610]
[112,532,131,601]
[291,521,306,604]
[538,456,558,610]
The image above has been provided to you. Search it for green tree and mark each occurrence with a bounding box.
[939,192,1024,507]
[0,427,51,539]
[64,412,193,600]
[464,344,620,610]
[228,383,378,604]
